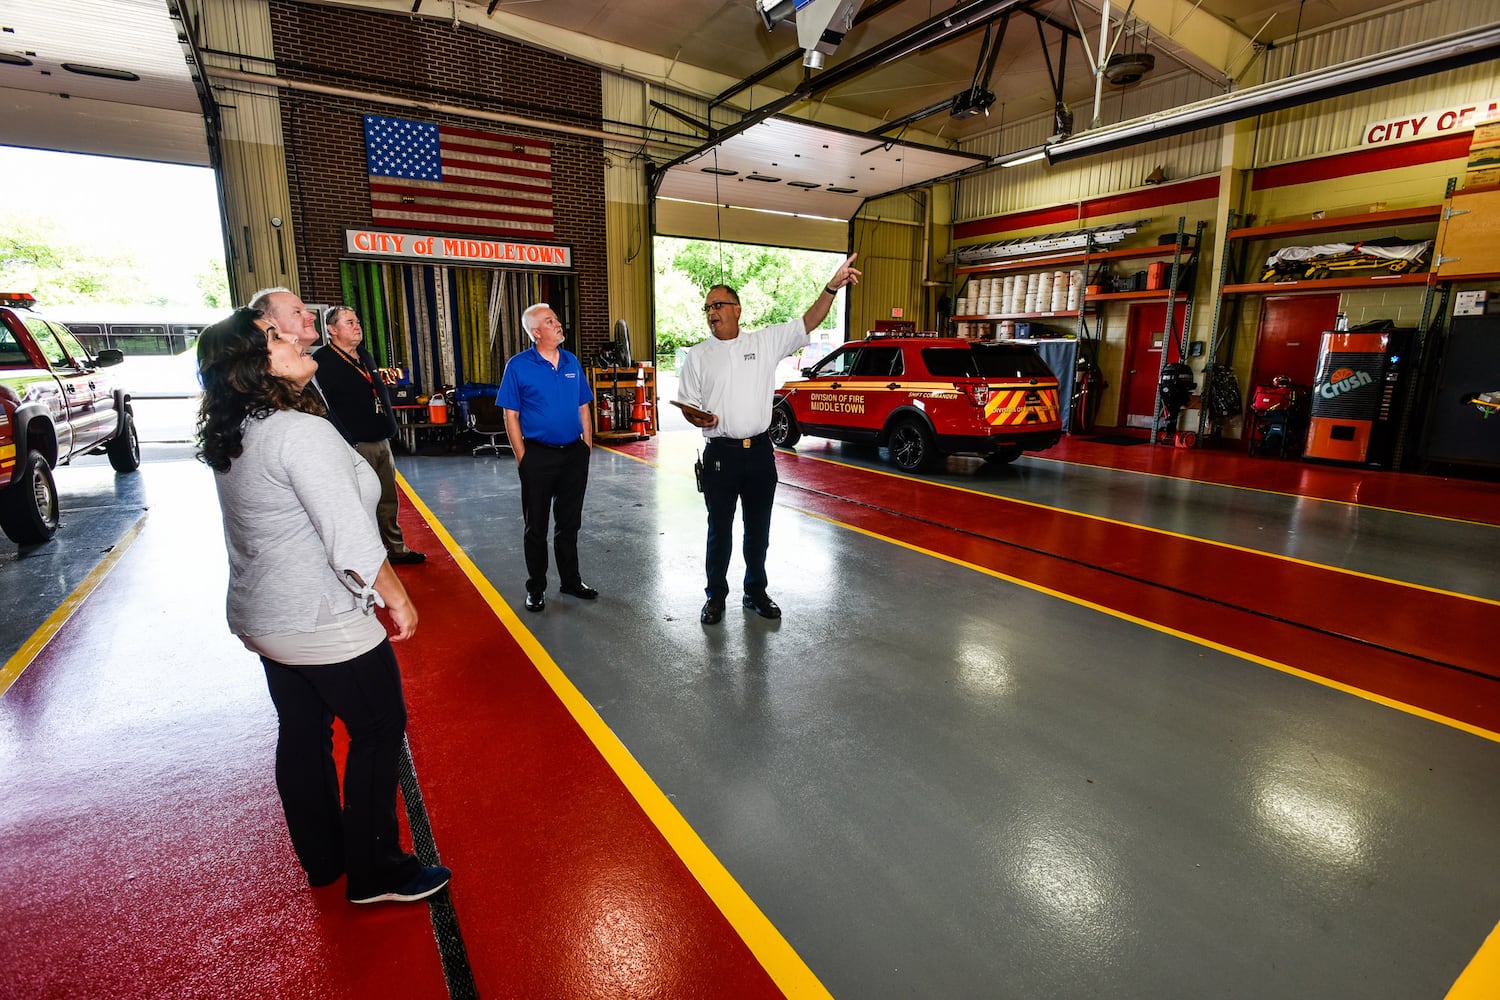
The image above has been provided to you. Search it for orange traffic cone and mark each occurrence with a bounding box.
[630,366,649,435]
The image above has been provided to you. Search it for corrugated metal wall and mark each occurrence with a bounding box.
[955,71,1225,223]
[191,0,297,304]
[851,191,928,335]
[601,72,658,363]
[1251,0,1500,166]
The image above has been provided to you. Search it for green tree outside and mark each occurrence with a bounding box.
[0,213,229,308]
[655,237,844,369]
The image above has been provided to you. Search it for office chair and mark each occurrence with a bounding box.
[468,395,511,455]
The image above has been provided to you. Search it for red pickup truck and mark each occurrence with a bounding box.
[1,292,140,544]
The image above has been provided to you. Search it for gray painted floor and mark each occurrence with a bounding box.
[397,433,1500,999]
[3,393,1495,997]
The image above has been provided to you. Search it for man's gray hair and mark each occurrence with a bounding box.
[521,302,552,335]
[248,287,293,312]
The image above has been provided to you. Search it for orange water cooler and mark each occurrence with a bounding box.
[1302,328,1413,466]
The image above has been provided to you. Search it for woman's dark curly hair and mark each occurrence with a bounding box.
[196,306,324,472]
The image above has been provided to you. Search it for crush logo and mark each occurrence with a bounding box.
[1319,367,1374,399]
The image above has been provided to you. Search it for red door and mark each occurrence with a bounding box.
[1119,302,1187,429]
[1247,294,1338,397]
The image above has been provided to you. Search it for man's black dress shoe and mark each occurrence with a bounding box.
[525,591,545,613]
[742,593,781,619]
[560,582,599,600]
[700,598,725,625]
[389,550,426,564]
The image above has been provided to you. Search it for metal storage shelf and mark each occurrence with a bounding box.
[1221,273,1432,295]
[1225,204,1442,242]
[955,241,1195,276]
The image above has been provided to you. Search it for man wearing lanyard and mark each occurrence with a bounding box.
[313,306,426,564]
[678,253,861,625]
[498,303,597,613]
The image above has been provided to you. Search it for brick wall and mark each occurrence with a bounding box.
[266,1,609,358]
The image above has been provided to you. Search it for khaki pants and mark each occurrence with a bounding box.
[353,439,410,556]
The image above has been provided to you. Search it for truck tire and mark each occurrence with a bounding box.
[769,403,801,447]
[107,409,142,472]
[0,450,60,544]
[888,417,937,472]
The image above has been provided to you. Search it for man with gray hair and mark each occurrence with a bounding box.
[314,305,424,564]
[497,302,596,613]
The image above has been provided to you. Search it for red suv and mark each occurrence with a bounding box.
[770,335,1062,471]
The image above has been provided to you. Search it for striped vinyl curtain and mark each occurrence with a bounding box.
[338,260,578,392]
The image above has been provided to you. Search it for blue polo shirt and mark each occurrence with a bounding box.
[497,345,594,446]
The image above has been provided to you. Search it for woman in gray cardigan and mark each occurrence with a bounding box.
[196,307,449,905]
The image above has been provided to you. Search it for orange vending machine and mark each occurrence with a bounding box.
[1303,327,1413,466]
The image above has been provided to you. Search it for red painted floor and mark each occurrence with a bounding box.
[5,435,1496,998]
[618,434,1500,735]
[392,514,785,998]
[0,465,784,999]
[1040,436,1500,526]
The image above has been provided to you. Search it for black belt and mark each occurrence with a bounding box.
[707,432,770,449]
[523,437,580,450]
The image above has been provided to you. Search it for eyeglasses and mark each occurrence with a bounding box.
[704,301,738,313]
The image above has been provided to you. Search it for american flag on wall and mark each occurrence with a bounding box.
[364,115,554,238]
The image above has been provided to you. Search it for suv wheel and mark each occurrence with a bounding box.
[107,409,142,472]
[769,403,801,447]
[0,450,61,544]
[888,417,937,472]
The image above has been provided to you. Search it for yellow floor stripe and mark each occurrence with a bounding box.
[396,473,832,1000]
[454,452,1500,994]
[1030,451,1500,530]
[789,449,1500,608]
[1448,918,1500,998]
[0,515,146,699]
[614,445,1500,743]
[804,507,1500,744]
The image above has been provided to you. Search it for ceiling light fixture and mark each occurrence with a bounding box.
[992,145,1048,168]
[0,52,32,67]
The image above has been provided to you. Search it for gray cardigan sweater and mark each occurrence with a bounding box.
[211,408,387,637]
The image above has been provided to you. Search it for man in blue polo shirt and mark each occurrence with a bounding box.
[499,302,597,613]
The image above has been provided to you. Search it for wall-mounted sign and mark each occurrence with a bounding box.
[1362,100,1500,147]
[343,227,572,269]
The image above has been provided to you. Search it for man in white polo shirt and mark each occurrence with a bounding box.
[677,253,861,625]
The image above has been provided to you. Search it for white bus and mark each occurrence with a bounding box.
[48,306,222,397]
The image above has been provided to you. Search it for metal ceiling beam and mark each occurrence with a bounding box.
[667,0,1033,172]
[1046,22,1500,164]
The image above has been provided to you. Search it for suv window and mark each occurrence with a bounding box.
[0,323,30,366]
[50,321,96,368]
[814,346,861,377]
[24,317,75,369]
[922,345,1053,379]
[850,346,903,377]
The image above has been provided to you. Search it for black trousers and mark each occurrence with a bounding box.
[518,438,590,594]
[260,641,421,898]
[701,437,778,601]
